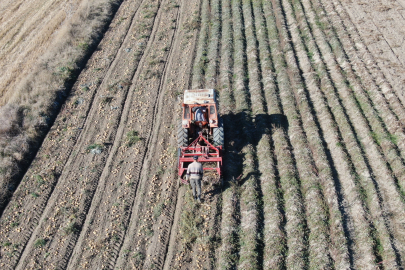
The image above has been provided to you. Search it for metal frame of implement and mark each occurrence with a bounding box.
[178,132,223,184]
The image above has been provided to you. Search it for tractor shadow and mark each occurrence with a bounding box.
[215,112,289,268]
[221,112,289,188]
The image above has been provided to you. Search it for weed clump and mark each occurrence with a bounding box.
[153,202,165,220]
[63,222,79,235]
[34,238,46,248]
[133,252,145,263]
[126,131,142,147]
[87,144,103,154]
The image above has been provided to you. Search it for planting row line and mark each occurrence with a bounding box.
[0,0,165,268]
[306,0,405,264]
[16,0,168,267]
[285,0,405,266]
[204,0,405,267]
[66,1,184,268]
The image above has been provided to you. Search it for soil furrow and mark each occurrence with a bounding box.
[272,0,379,268]
[332,0,405,106]
[267,0,317,268]
[311,0,405,131]
[325,0,405,122]
[216,0,242,268]
[277,0,353,267]
[253,1,287,269]
[226,1,263,269]
[287,0,402,267]
[302,0,405,264]
[306,0,405,191]
[288,0,405,267]
[205,0,221,88]
[300,0,405,263]
[65,0,183,268]
[190,0,210,90]
[12,0,164,268]
[0,0,148,268]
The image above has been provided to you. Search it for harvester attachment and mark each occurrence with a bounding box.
[178,132,223,185]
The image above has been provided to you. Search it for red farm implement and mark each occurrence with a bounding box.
[177,89,224,185]
[178,132,223,184]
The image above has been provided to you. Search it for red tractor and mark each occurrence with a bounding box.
[177,89,224,185]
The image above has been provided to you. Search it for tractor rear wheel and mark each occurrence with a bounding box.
[213,117,224,147]
[177,120,188,147]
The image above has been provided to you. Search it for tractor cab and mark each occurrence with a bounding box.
[181,89,219,138]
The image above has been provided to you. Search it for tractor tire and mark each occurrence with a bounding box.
[177,120,188,147]
[213,117,224,147]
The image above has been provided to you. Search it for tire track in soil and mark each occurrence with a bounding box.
[66,0,180,268]
[190,0,223,269]
[113,0,202,268]
[137,2,202,269]
[161,0,218,269]
[66,0,183,267]
[67,0,184,268]
[11,0,165,268]
[162,0,230,268]
[0,0,147,268]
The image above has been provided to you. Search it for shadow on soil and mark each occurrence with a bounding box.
[221,112,288,186]
[209,112,289,269]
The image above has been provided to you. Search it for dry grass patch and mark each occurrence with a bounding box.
[0,0,121,213]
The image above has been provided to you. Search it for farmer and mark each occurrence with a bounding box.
[193,107,206,122]
[186,156,203,203]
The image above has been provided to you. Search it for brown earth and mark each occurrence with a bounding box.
[0,0,84,105]
[1,0,405,269]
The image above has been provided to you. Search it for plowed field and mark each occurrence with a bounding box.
[1,0,405,269]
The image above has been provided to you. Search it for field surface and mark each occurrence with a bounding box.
[1,0,405,269]
[0,0,85,105]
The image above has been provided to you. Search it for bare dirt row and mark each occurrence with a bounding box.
[165,0,405,268]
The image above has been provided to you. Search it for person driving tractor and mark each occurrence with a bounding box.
[193,106,206,122]
[186,156,203,203]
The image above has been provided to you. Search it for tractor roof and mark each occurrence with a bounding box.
[183,89,216,104]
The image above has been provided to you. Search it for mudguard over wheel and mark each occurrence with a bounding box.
[213,117,224,147]
[177,120,188,147]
